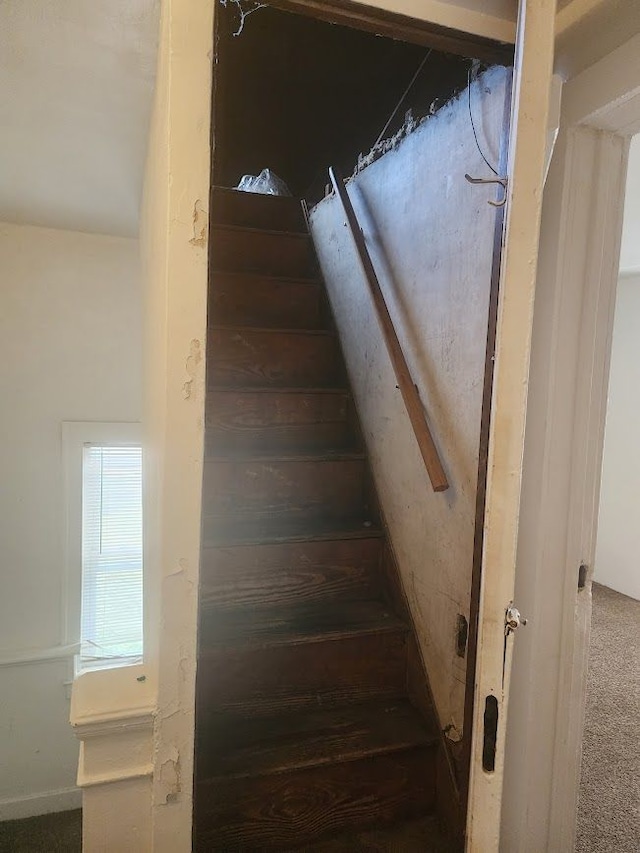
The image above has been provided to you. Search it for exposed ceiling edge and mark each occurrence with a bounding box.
[554,0,640,80]
[0,217,139,244]
[349,0,517,44]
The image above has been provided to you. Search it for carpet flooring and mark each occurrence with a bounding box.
[575,583,640,852]
[0,809,81,853]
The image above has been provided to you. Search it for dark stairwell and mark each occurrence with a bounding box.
[193,187,457,851]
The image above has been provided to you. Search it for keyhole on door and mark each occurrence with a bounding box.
[482,695,499,772]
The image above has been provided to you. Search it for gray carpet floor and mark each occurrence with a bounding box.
[575,583,640,852]
[0,809,81,853]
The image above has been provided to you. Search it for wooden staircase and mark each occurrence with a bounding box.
[194,187,451,851]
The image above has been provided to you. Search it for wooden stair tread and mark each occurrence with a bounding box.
[208,434,361,458]
[208,385,350,395]
[212,186,305,211]
[196,749,436,851]
[210,269,319,286]
[200,600,407,649]
[211,222,312,241]
[203,515,383,547]
[209,324,336,337]
[206,448,365,463]
[198,700,437,781]
[282,816,458,853]
[197,193,444,849]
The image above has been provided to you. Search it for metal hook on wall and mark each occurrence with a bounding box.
[465,173,508,208]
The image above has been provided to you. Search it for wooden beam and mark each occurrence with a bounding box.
[266,0,514,65]
[329,167,449,493]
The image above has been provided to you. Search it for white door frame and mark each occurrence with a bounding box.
[465,2,557,849]
[501,33,640,852]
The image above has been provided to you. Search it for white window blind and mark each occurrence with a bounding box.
[81,444,143,667]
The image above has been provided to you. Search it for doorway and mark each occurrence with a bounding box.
[575,132,640,853]
[199,1,512,848]
[501,35,640,851]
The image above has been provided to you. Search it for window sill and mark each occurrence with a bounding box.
[71,661,156,731]
[74,654,143,677]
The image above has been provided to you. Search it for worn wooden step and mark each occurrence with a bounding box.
[199,537,383,611]
[202,454,370,528]
[196,621,409,716]
[198,700,437,781]
[210,224,315,278]
[280,816,458,853]
[205,387,357,456]
[209,272,327,330]
[200,599,406,649]
[195,747,436,850]
[211,186,307,233]
[202,513,382,549]
[208,327,344,389]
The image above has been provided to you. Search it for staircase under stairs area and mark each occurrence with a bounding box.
[194,187,458,852]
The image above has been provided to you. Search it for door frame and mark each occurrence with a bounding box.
[264,0,513,62]
[501,33,640,852]
[212,2,520,845]
[465,2,557,850]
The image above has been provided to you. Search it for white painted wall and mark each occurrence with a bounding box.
[0,1,159,237]
[71,0,212,849]
[620,136,640,273]
[0,221,141,818]
[502,30,636,847]
[310,66,509,739]
[594,272,640,600]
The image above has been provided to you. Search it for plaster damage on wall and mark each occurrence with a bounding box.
[309,66,510,737]
[156,745,181,805]
[182,339,203,400]
[189,200,209,248]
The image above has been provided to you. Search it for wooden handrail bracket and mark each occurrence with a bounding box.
[328,167,449,493]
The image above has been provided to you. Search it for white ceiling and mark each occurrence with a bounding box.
[620,135,640,273]
[0,1,636,242]
[0,1,160,238]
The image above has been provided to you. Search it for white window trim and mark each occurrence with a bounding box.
[62,421,143,675]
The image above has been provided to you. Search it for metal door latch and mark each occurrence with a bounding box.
[505,603,528,636]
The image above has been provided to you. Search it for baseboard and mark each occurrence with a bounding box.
[0,787,82,821]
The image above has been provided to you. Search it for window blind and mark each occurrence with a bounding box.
[81,444,143,666]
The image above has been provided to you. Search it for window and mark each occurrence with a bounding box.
[64,423,143,673]
[81,445,143,666]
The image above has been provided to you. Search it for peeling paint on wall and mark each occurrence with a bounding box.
[189,200,209,247]
[157,746,181,805]
[166,557,190,578]
[182,339,202,400]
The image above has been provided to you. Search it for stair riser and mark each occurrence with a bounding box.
[199,538,383,611]
[202,459,368,524]
[206,390,356,455]
[197,631,408,716]
[195,747,436,850]
[211,228,315,278]
[211,190,306,233]
[208,329,343,389]
[210,274,325,329]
